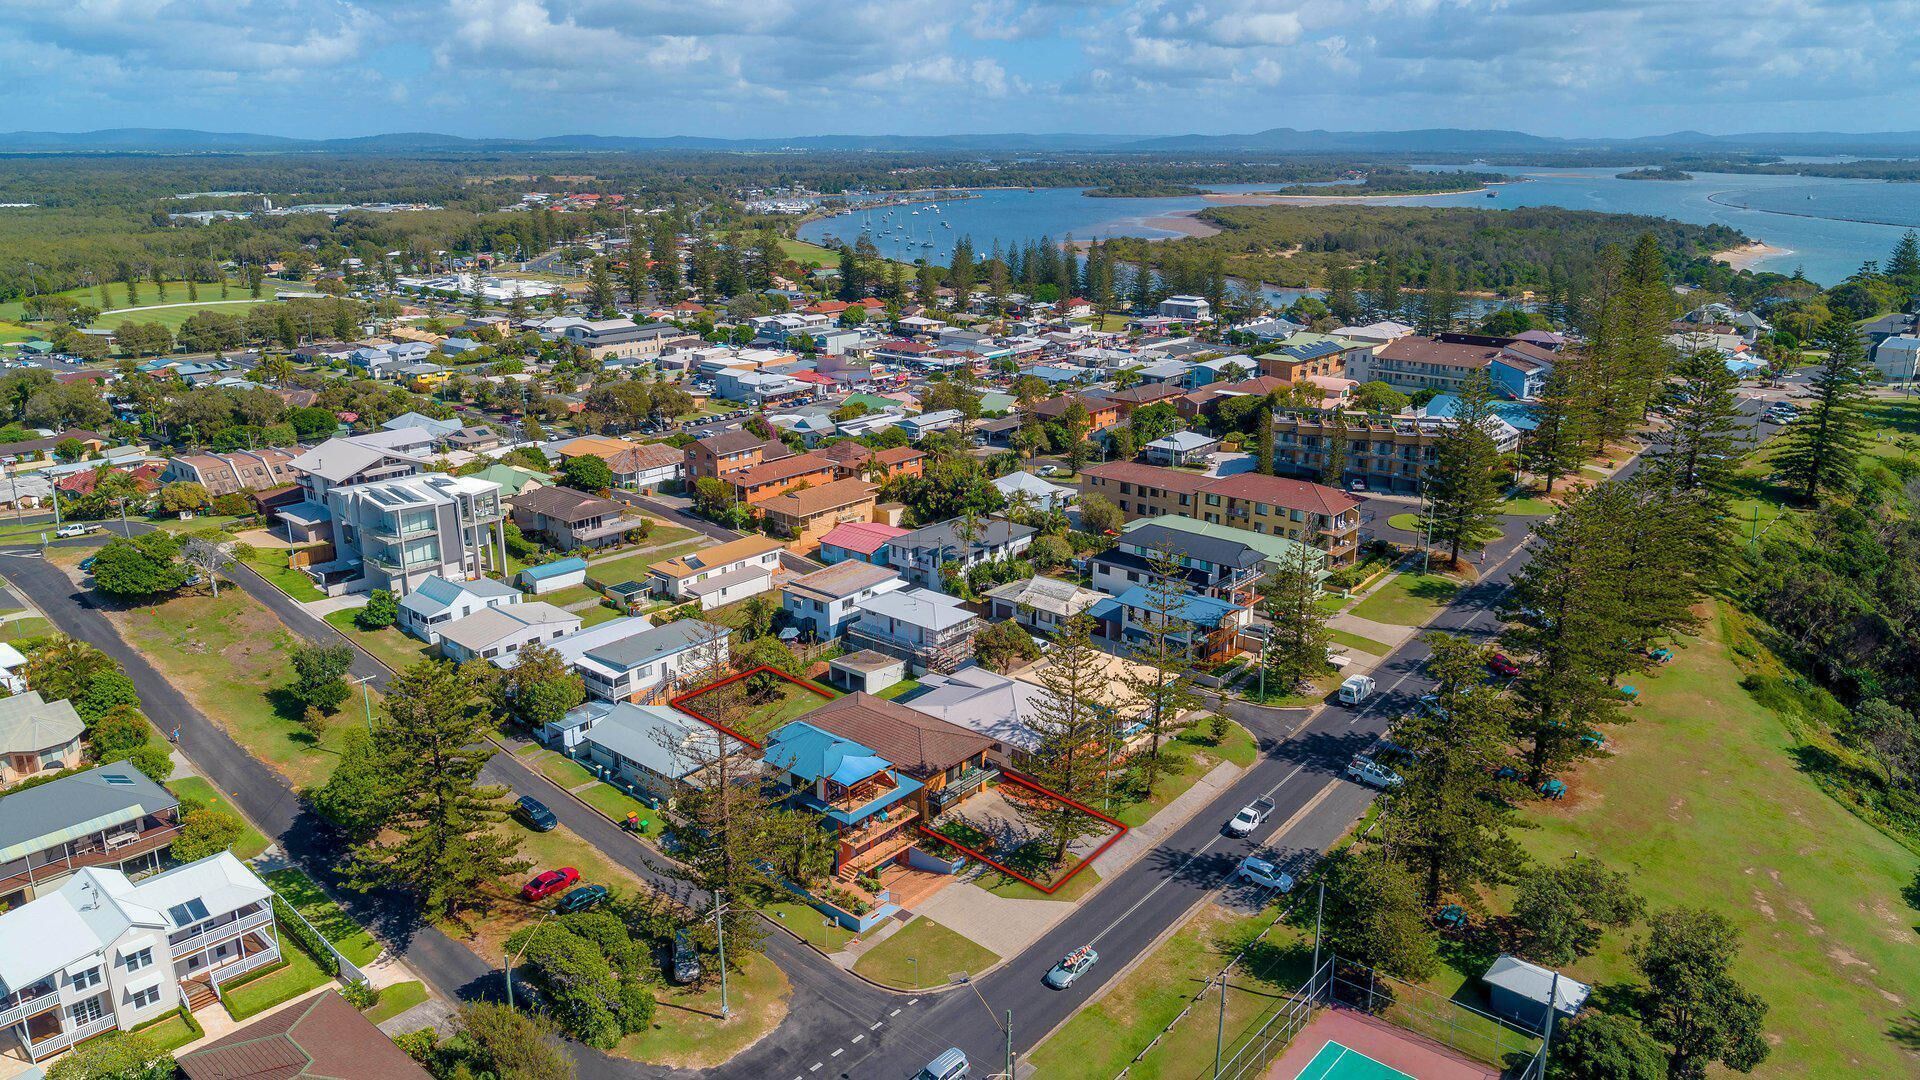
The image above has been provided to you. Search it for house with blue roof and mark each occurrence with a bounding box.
[763,721,923,881]
[396,574,522,644]
[1092,584,1247,663]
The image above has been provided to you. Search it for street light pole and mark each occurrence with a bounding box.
[504,909,555,1008]
[1214,972,1228,1078]
[350,675,376,734]
[713,889,731,1019]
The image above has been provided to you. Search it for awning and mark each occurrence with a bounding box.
[0,808,143,863]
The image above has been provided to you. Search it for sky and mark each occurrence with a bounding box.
[4,0,1919,140]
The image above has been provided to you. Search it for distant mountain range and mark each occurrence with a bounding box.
[4,126,1920,156]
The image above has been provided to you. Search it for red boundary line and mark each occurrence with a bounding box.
[671,665,1128,895]
[913,769,1128,894]
[670,664,835,751]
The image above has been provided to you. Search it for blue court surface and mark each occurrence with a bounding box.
[1293,1040,1416,1080]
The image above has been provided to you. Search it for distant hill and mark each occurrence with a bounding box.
[3,126,1920,157]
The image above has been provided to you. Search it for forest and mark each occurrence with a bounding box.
[1101,204,1750,292]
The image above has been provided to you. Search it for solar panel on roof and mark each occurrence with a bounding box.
[101,772,134,785]
[168,897,211,926]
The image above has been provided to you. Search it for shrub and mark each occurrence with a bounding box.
[171,807,245,862]
[356,589,399,630]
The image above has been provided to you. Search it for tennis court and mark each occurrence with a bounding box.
[1266,1006,1502,1080]
[1293,1041,1412,1079]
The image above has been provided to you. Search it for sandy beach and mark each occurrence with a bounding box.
[1140,210,1220,238]
[1199,186,1496,205]
[1714,241,1790,271]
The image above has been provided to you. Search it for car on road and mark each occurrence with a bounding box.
[521,867,579,902]
[515,795,558,832]
[915,1048,970,1080]
[1236,855,1295,892]
[1347,755,1404,790]
[1044,945,1098,990]
[1226,796,1275,837]
[670,930,702,984]
[556,884,608,913]
[1486,652,1522,679]
[1348,479,1368,492]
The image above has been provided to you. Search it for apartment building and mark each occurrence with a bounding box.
[731,450,841,505]
[0,853,280,1065]
[756,478,879,554]
[1078,461,1362,565]
[888,518,1037,592]
[1269,409,1448,494]
[0,765,181,909]
[683,430,793,482]
[159,448,300,498]
[1347,333,1559,397]
[561,319,682,361]
[294,469,508,598]
[1090,521,1268,617]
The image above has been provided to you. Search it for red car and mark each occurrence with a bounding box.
[521,867,580,902]
[1487,653,1522,679]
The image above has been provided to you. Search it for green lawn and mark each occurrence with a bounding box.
[1349,572,1460,626]
[1328,628,1390,656]
[241,549,325,603]
[1031,905,1313,1080]
[537,582,602,608]
[0,278,282,321]
[111,590,367,790]
[573,781,664,836]
[324,609,438,673]
[0,320,42,345]
[1508,604,1920,1078]
[761,899,859,953]
[221,946,332,1021]
[1111,722,1258,829]
[166,777,270,859]
[680,676,838,743]
[264,867,382,967]
[1502,495,1558,516]
[95,298,275,332]
[875,678,923,700]
[776,238,842,269]
[1240,670,1336,709]
[132,1010,204,1052]
[982,864,1102,903]
[578,602,622,627]
[852,916,1001,989]
[586,542,707,588]
[530,748,597,790]
[362,980,428,1024]
[617,949,790,1070]
[0,617,52,644]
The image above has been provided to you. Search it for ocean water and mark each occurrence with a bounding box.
[798,169,1920,286]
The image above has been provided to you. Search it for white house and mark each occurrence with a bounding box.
[1158,295,1212,322]
[0,853,280,1065]
[1142,430,1222,466]
[396,575,522,644]
[555,701,744,798]
[648,536,786,609]
[436,602,582,664]
[1873,335,1920,381]
[525,618,732,704]
[781,561,907,640]
[991,470,1076,513]
[845,587,980,675]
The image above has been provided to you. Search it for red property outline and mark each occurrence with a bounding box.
[670,664,836,750]
[670,665,1128,894]
[913,770,1128,895]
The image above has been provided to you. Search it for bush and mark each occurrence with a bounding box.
[356,589,398,630]
[270,893,342,976]
[75,670,142,722]
[171,807,245,862]
[210,492,254,517]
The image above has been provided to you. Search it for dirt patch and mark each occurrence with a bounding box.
[1752,890,1776,920]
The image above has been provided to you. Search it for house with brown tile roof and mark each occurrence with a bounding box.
[733,450,840,504]
[797,692,995,815]
[684,430,792,481]
[1079,461,1363,564]
[509,485,643,551]
[160,448,301,497]
[606,441,684,492]
[177,989,429,1080]
[755,478,879,555]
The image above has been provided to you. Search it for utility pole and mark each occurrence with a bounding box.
[1311,881,1325,975]
[713,889,731,1019]
[1005,1009,1014,1080]
[1214,972,1228,1078]
[504,909,554,1009]
[350,674,376,734]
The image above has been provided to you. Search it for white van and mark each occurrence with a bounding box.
[916,1048,969,1080]
[1337,674,1375,705]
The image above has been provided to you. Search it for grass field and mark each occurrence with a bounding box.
[572,780,664,836]
[1502,495,1558,516]
[1328,628,1390,656]
[1109,722,1258,829]
[323,608,438,674]
[761,899,859,952]
[617,950,790,1069]
[679,675,838,743]
[362,980,428,1024]
[95,298,274,332]
[132,1010,204,1051]
[1349,572,1460,626]
[1031,904,1312,1079]
[852,916,1001,989]
[265,867,382,967]
[241,548,325,603]
[442,817,650,963]
[166,777,270,859]
[0,616,52,644]
[110,589,366,790]
[0,278,288,321]
[1506,603,1920,1078]
[982,863,1102,903]
[587,541,708,588]
[776,238,841,269]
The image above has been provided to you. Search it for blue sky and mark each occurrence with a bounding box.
[5,0,1918,139]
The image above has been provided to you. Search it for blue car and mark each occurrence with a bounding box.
[1044,945,1098,990]
[556,884,608,913]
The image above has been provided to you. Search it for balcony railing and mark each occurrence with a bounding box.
[0,822,182,894]
[169,903,273,953]
[0,979,58,1026]
[209,939,282,988]
[23,1008,116,1062]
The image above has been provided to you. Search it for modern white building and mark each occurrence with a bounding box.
[436,602,582,664]
[1158,295,1212,322]
[0,853,280,1065]
[513,618,732,705]
[1873,335,1920,381]
[781,561,907,640]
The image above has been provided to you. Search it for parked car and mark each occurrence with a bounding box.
[1236,855,1295,892]
[914,1048,970,1080]
[670,930,702,985]
[1044,945,1099,990]
[78,555,99,572]
[521,867,579,902]
[1346,755,1404,790]
[1348,479,1368,492]
[556,884,608,913]
[1225,797,1275,838]
[54,523,96,538]
[515,795,558,832]
[1037,464,1059,476]
[1486,653,1522,679]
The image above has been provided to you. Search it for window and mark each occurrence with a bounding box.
[123,947,154,972]
[69,996,105,1025]
[70,966,101,991]
[129,986,160,1009]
